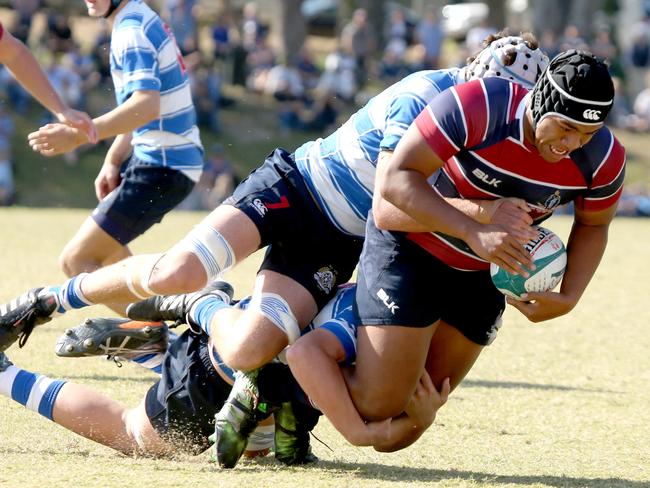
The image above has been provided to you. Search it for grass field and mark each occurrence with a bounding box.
[0,208,649,488]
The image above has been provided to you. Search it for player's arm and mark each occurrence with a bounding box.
[286,328,389,446]
[374,152,536,243]
[508,204,617,322]
[373,373,450,452]
[377,122,532,275]
[0,28,96,141]
[27,90,160,156]
[94,133,133,201]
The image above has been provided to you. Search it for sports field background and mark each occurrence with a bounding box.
[0,208,649,488]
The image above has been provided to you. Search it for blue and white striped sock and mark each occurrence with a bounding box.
[129,331,179,375]
[40,273,93,316]
[188,296,230,335]
[0,365,66,421]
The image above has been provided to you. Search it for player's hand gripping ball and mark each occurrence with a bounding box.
[490,226,567,300]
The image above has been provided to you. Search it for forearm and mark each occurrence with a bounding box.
[373,413,430,452]
[0,34,67,114]
[378,166,480,240]
[286,342,372,446]
[92,91,160,142]
[105,133,133,165]
[560,221,609,304]
[375,194,493,232]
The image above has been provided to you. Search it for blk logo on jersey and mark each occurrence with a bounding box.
[583,109,601,121]
[377,288,399,314]
[472,168,501,187]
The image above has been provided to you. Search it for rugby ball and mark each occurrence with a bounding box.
[490,226,567,300]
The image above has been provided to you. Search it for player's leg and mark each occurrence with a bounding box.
[0,352,172,456]
[343,217,444,421]
[425,321,484,391]
[60,157,194,279]
[425,268,506,391]
[58,216,129,279]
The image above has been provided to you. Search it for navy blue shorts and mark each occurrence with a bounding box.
[224,148,363,309]
[354,215,506,346]
[145,330,231,454]
[93,155,195,245]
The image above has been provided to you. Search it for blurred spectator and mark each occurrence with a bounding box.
[317,44,357,103]
[626,14,650,99]
[191,63,222,133]
[178,145,237,210]
[591,28,617,63]
[0,104,14,205]
[632,71,650,129]
[212,11,235,61]
[539,29,560,60]
[415,6,444,69]
[385,9,409,58]
[279,85,341,133]
[340,8,376,88]
[90,23,113,88]
[242,1,262,53]
[245,35,276,93]
[465,19,496,55]
[0,67,30,114]
[378,45,409,85]
[46,13,74,54]
[264,61,304,101]
[615,185,650,217]
[10,0,40,43]
[294,47,320,91]
[558,24,589,52]
[609,76,649,132]
[163,0,198,55]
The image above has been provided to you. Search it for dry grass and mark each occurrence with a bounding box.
[0,208,649,488]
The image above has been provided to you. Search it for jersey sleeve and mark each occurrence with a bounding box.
[380,76,442,151]
[114,26,161,97]
[574,130,626,212]
[414,78,491,162]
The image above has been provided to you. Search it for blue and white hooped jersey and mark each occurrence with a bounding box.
[294,68,463,237]
[110,0,203,181]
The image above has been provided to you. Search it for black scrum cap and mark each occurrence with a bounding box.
[531,50,614,129]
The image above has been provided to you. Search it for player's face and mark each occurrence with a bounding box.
[534,115,602,163]
[84,0,112,17]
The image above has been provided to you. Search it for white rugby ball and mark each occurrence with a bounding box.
[490,226,567,300]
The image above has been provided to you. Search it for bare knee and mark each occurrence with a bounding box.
[220,333,279,372]
[59,247,100,276]
[147,253,207,295]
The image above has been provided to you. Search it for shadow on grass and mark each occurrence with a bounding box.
[314,460,645,487]
[61,374,154,383]
[462,379,619,394]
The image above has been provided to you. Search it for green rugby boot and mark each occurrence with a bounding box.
[212,369,276,468]
[274,401,320,465]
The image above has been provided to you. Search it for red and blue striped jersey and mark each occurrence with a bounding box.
[409,77,625,271]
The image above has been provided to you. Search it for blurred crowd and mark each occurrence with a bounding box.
[0,0,649,215]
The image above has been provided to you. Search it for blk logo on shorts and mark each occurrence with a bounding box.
[377,288,399,314]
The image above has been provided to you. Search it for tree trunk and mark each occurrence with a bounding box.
[270,0,306,63]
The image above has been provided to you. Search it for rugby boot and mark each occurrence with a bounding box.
[0,288,57,351]
[126,280,234,328]
[273,401,320,465]
[212,369,277,468]
[0,351,12,372]
[55,317,168,360]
